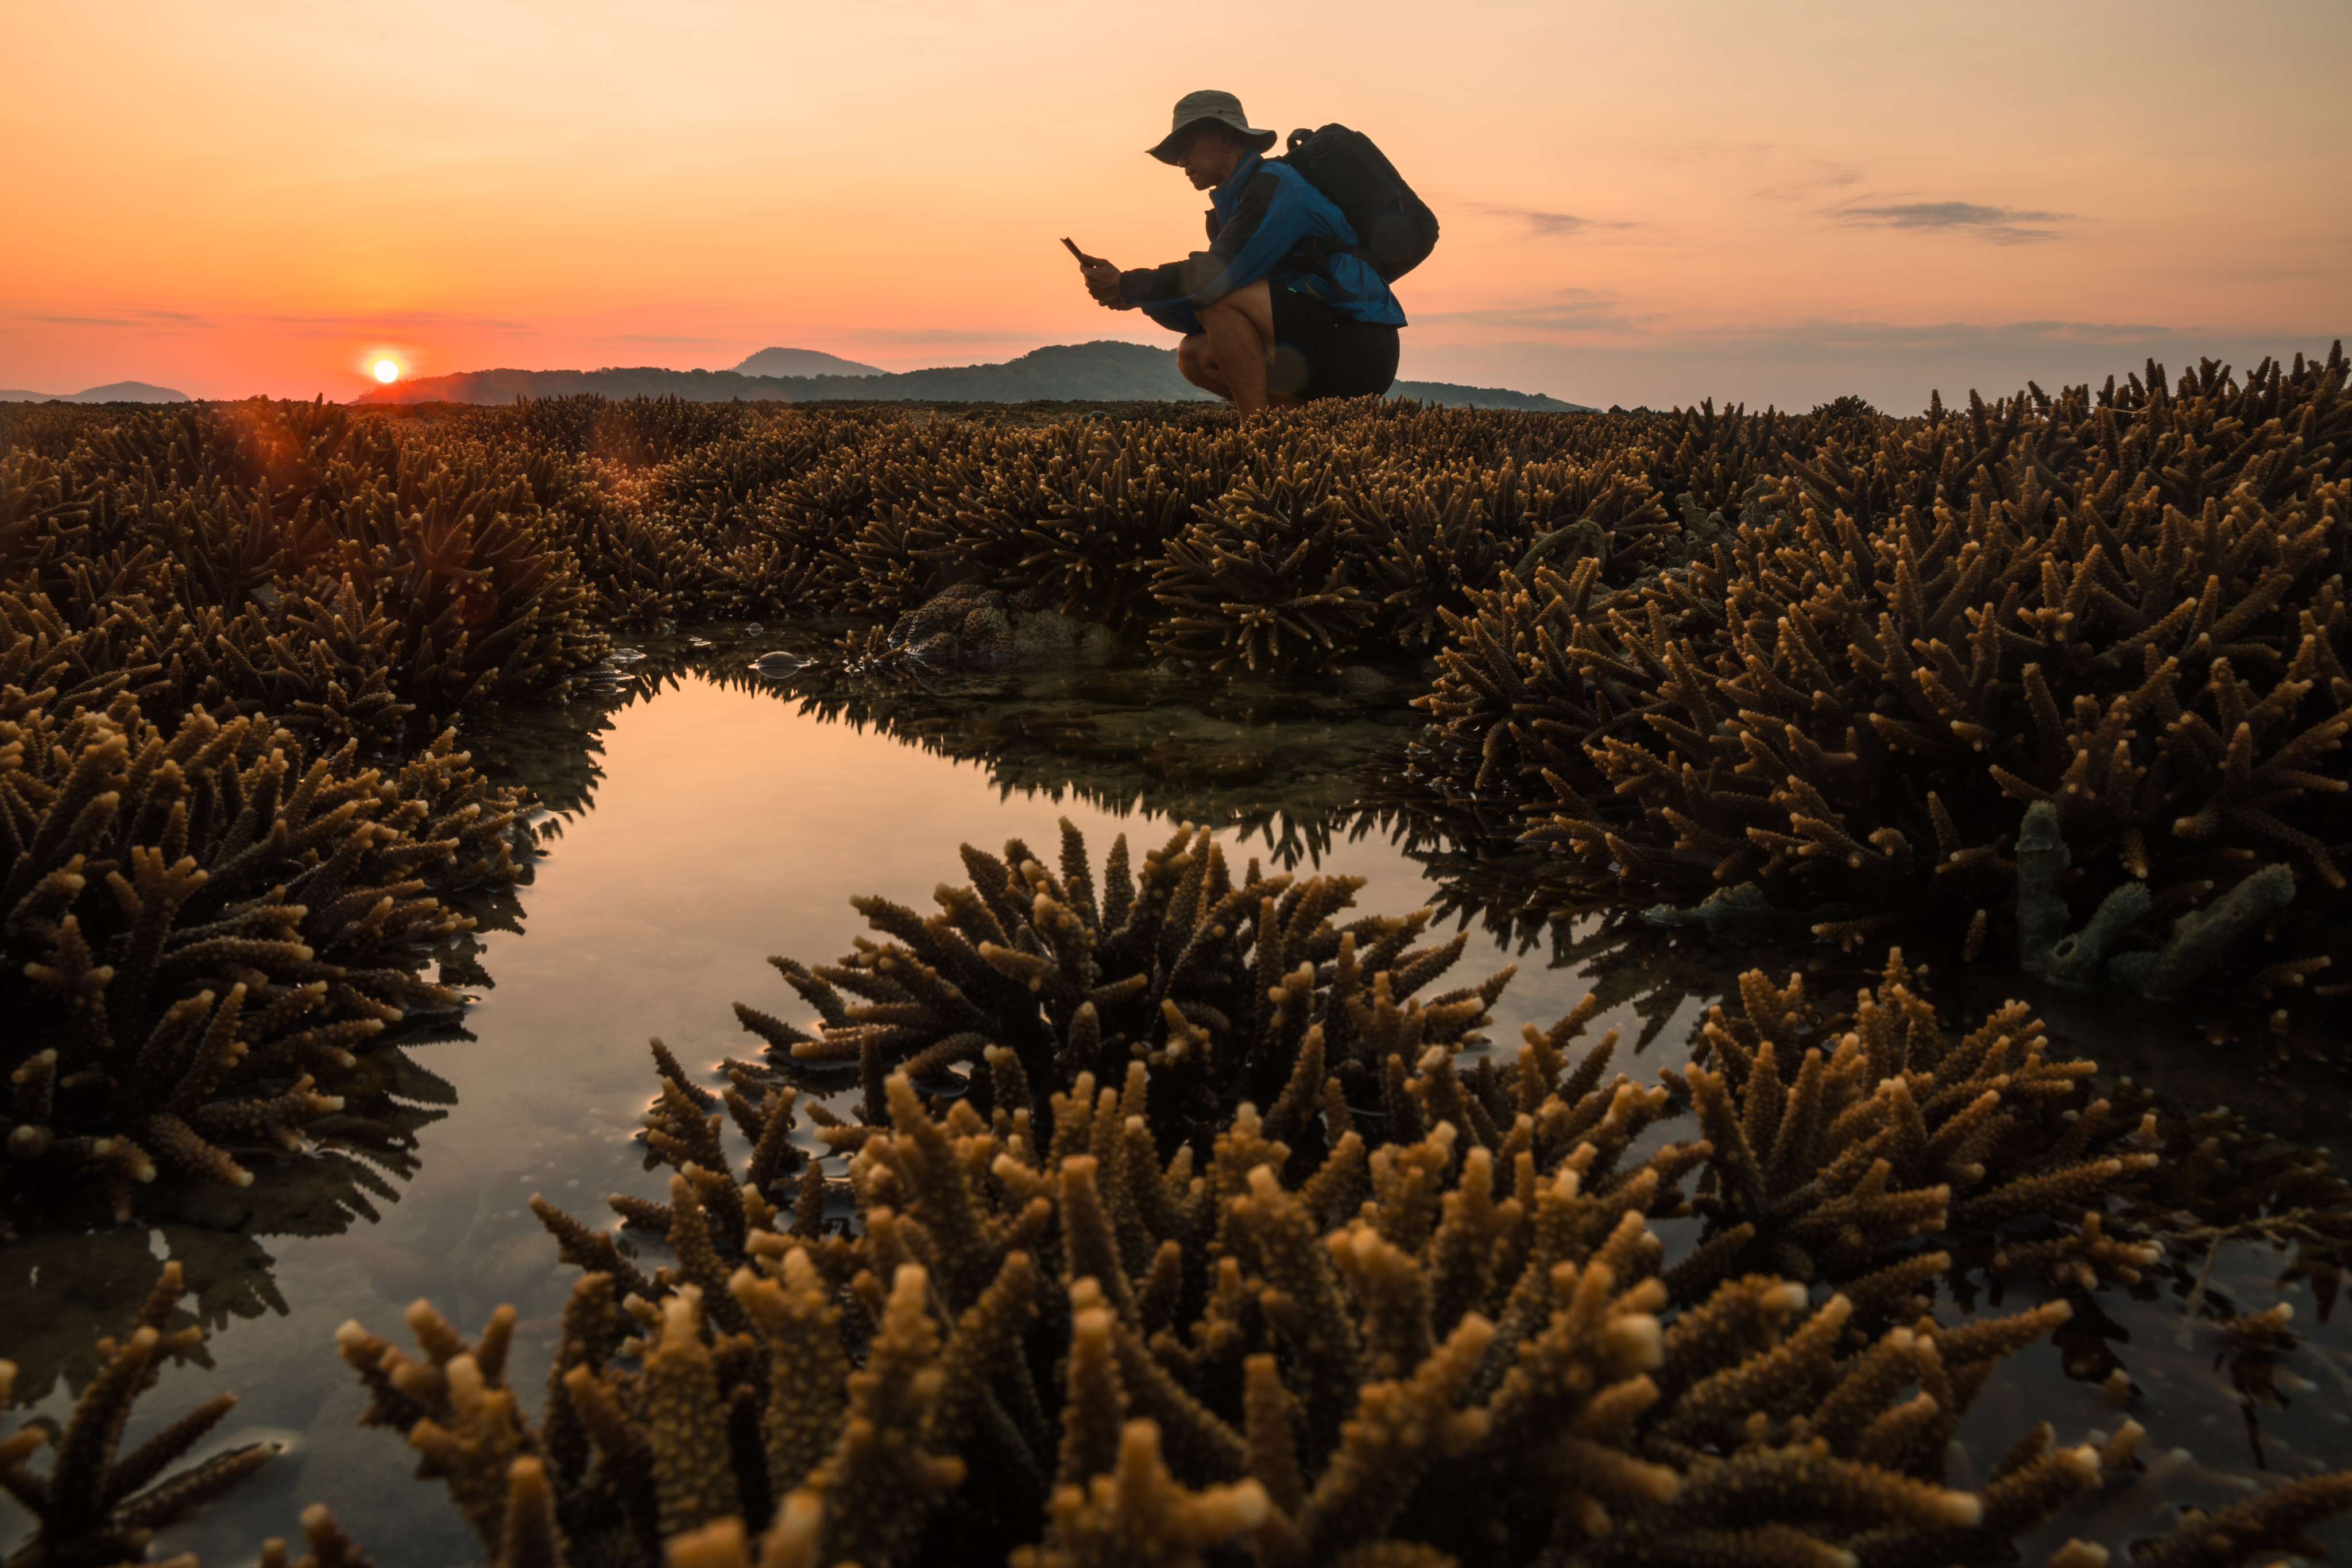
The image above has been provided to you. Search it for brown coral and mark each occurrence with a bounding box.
[1401,349,2352,1002]
[1,679,523,1228]
[1,1263,280,1566]
[338,943,2352,1568]
[723,819,1510,1140]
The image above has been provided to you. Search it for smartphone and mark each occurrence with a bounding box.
[1061,237,1106,269]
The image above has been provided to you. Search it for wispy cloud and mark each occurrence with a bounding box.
[1417,288,1641,335]
[1830,200,2075,244]
[1658,142,1860,202]
[1751,156,1862,203]
[244,310,535,334]
[24,307,217,328]
[843,326,1044,346]
[1461,203,1636,240]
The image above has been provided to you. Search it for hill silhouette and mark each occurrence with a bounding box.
[732,346,885,377]
[0,380,190,403]
[349,340,1590,411]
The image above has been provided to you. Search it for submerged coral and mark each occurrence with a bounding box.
[1,1262,280,1566]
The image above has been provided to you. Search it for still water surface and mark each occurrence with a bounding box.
[3,638,2347,1563]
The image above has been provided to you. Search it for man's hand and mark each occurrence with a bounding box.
[1080,258,1128,309]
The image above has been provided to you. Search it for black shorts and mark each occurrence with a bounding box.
[1267,285,1401,401]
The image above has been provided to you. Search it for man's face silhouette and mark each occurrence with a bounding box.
[1175,124,1247,192]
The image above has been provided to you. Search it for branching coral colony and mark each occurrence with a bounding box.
[0,1261,378,1568]
[1403,349,2351,1013]
[13,363,2343,1005]
[9,355,2352,1567]
[0,615,527,1232]
[329,874,2351,1568]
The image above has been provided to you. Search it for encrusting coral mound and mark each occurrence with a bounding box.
[326,902,2349,1567]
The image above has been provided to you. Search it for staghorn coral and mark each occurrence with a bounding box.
[18,370,2352,1563]
[1401,347,2352,1005]
[1653,950,2172,1304]
[11,381,2014,718]
[1,1262,280,1566]
[3,397,609,743]
[1,679,524,1230]
[720,817,1512,1139]
[332,907,2352,1568]
[354,1032,2352,1568]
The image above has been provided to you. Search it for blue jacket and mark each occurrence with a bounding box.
[1118,151,1408,335]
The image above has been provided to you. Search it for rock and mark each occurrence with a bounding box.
[1012,608,1080,661]
[1076,622,1124,665]
[1339,665,1389,698]
[883,583,1123,670]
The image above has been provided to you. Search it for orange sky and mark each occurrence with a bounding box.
[5,0,2346,411]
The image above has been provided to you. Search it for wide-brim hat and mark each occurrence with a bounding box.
[1147,90,1278,163]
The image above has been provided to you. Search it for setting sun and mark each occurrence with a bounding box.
[372,358,400,383]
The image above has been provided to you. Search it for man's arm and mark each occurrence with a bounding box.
[1117,169,1313,313]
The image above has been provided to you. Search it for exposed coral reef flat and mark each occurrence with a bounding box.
[3,354,2346,1563]
[5,633,2345,1565]
[0,638,1581,1561]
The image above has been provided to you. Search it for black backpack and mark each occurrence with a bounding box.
[1280,124,1440,282]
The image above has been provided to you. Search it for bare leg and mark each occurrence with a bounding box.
[1197,280,1274,418]
[1177,334,1231,398]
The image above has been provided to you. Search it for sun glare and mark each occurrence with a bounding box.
[372,358,400,384]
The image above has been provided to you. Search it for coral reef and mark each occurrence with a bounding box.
[8,387,1905,686]
[721,818,1513,1136]
[341,946,2351,1568]
[4,397,609,745]
[1,1263,279,1566]
[17,354,2352,1567]
[0,669,523,1230]
[1401,348,2352,1004]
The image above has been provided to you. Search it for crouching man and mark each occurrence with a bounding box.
[1076,90,1406,419]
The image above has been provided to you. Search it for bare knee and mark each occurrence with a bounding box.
[1177,335,1220,389]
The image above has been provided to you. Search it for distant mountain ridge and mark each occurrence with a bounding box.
[0,381,189,403]
[351,341,1591,412]
[732,346,885,377]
